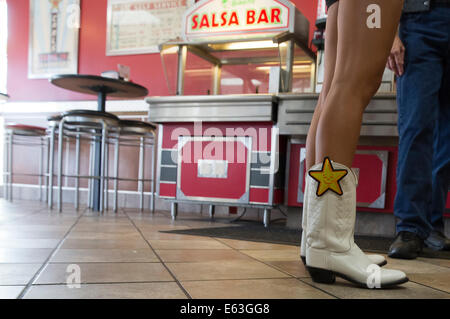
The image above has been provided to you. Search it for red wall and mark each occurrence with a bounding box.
[6,0,318,102]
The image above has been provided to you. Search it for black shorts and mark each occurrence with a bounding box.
[326,0,338,9]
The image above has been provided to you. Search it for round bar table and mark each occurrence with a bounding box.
[50,74,148,112]
[50,75,148,211]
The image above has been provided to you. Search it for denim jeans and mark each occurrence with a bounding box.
[395,5,450,239]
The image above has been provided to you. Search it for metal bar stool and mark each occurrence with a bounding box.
[3,124,47,201]
[56,110,119,212]
[46,115,62,209]
[109,120,156,213]
[46,114,83,209]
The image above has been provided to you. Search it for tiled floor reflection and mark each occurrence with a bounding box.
[0,200,448,299]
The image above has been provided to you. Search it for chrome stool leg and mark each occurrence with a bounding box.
[57,119,65,212]
[45,135,50,204]
[3,132,9,200]
[113,135,120,213]
[150,132,156,214]
[104,136,109,211]
[39,137,44,201]
[99,121,108,213]
[8,133,13,201]
[74,128,80,210]
[138,136,145,211]
[88,138,94,209]
[48,126,56,208]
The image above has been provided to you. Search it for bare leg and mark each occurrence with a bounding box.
[306,2,339,171]
[315,0,403,168]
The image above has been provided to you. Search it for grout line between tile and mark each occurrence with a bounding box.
[16,207,86,299]
[122,210,193,299]
[46,261,162,264]
[408,279,450,295]
[31,280,177,286]
[207,235,339,299]
[295,278,341,299]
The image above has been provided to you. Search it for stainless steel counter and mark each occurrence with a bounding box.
[146,93,399,138]
[146,94,277,123]
[277,93,398,137]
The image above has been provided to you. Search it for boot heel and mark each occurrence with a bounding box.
[307,266,336,284]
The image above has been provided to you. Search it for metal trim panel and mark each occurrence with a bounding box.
[147,94,277,104]
[168,199,274,210]
[284,139,292,205]
[277,94,399,137]
[268,126,279,206]
[156,124,164,197]
[147,95,277,123]
[297,147,307,204]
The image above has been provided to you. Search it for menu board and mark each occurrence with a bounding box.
[106,0,194,56]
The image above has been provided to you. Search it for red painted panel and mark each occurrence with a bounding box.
[352,153,384,206]
[249,188,269,204]
[159,183,176,198]
[179,139,249,200]
[356,146,398,214]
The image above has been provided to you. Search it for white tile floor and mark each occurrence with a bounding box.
[0,200,449,299]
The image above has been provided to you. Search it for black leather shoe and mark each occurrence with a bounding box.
[425,230,450,251]
[388,231,423,259]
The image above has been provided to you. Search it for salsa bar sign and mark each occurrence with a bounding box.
[182,0,295,41]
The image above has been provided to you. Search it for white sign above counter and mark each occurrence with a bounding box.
[106,0,195,56]
[182,0,305,42]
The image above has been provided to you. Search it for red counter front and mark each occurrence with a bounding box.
[158,122,285,207]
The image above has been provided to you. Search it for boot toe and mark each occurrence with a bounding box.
[368,254,387,267]
[379,269,408,288]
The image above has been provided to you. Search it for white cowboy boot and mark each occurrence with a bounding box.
[300,170,387,267]
[305,159,408,288]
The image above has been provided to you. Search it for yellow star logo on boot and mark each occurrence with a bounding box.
[309,157,348,197]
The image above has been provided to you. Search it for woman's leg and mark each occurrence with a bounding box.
[304,0,407,288]
[305,2,339,171]
[315,0,403,168]
[301,1,387,268]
